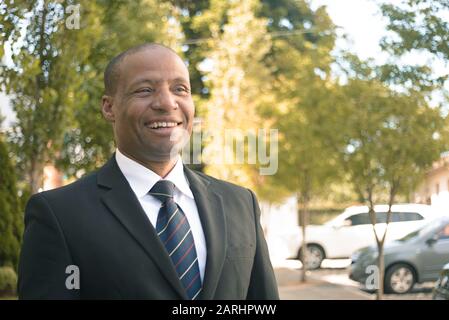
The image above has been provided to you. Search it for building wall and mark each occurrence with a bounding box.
[259,196,299,262]
[415,157,449,212]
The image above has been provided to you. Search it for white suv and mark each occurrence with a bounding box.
[278,204,440,269]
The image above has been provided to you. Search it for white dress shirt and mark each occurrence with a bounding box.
[115,149,207,282]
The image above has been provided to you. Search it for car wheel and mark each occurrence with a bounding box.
[385,264,416,294]
[299,244,324,270]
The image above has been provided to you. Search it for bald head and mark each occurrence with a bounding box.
[103,43,182,96]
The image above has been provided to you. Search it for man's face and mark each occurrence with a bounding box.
[103,48,194,163]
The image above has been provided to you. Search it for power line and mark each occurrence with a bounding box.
[181,27,338,46]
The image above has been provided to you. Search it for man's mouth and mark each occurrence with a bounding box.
[146,121,182,129]
[144,121,183,134]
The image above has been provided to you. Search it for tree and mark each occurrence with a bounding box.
[331,57,448,298]
[196,0,274,191]
[0,134,22,270]
[267,76,342,280]
[0,0,101,193]
[258,1,338,281]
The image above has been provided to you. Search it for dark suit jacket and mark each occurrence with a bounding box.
[17,156,279,299]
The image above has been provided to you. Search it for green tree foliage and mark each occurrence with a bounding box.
[260,0,335,72]
[0,135,22,270]
[380,0,449,60]
[257,0,338,204]
[168,0,211,99]
[196,0,274,190]
[378,0,449,91]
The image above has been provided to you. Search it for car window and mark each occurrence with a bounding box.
[376,211,425,223]
[397,229,421,242]
[390,212,402,222]
[398,219,449,242]
[376,212,388,223]
[347,213,371,226]
[392,212,424,222]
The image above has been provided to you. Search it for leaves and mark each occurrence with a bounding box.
[0,134,22,270]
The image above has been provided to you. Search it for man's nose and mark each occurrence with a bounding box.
[151,87,177,111]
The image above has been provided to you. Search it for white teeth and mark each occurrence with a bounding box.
[148,121,178,129]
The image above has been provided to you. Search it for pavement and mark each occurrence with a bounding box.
[275,262,373,300]
[274,259,433,300]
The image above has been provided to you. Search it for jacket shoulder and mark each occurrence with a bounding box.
[32,171,98,203]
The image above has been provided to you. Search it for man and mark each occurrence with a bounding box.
[18,43,279,300]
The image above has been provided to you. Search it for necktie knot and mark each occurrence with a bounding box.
[149,180,175,203]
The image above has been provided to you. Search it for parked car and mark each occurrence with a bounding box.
[433,262,449,300]
[281,204,438,269]
[349,216,449,294]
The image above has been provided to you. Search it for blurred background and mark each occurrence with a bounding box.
[1,0,449,300]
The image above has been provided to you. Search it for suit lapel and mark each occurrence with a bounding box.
[184,167,227,300]
[97,157,188,299]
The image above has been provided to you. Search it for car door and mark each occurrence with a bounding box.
[329,212,375,258]
[364,211,395,244]
[420,223,449,281]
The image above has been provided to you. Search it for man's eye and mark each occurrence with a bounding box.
[175,86,189,93]
[136,88,153,93]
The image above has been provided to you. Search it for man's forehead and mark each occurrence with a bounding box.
[121,47,187,71]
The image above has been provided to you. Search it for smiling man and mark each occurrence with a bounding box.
[17,43,279,300]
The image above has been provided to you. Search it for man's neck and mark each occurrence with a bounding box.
[118,149,178,178]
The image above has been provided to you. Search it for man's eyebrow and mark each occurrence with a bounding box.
[130,77,190,88]
[171,77,190,84]
[130,78,159,87]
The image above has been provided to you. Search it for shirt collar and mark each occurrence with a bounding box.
[115,148,193,199]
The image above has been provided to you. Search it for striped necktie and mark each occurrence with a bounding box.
[149,180,202,300]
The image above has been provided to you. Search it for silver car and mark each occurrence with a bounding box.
[349,216,449,294]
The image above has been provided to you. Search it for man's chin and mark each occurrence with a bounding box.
[146,144,183,161]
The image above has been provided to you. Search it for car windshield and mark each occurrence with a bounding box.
[397,219,446,242]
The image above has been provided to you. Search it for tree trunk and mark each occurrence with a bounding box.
[377,244,384,300]
[29,159,44,194]
[298,194,309,282]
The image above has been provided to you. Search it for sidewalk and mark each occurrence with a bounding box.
[275,266,373,300]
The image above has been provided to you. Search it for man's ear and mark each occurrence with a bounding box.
[102,95,115,122]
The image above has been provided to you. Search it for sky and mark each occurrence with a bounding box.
[310,0,390,61]
[0,0,437,129]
